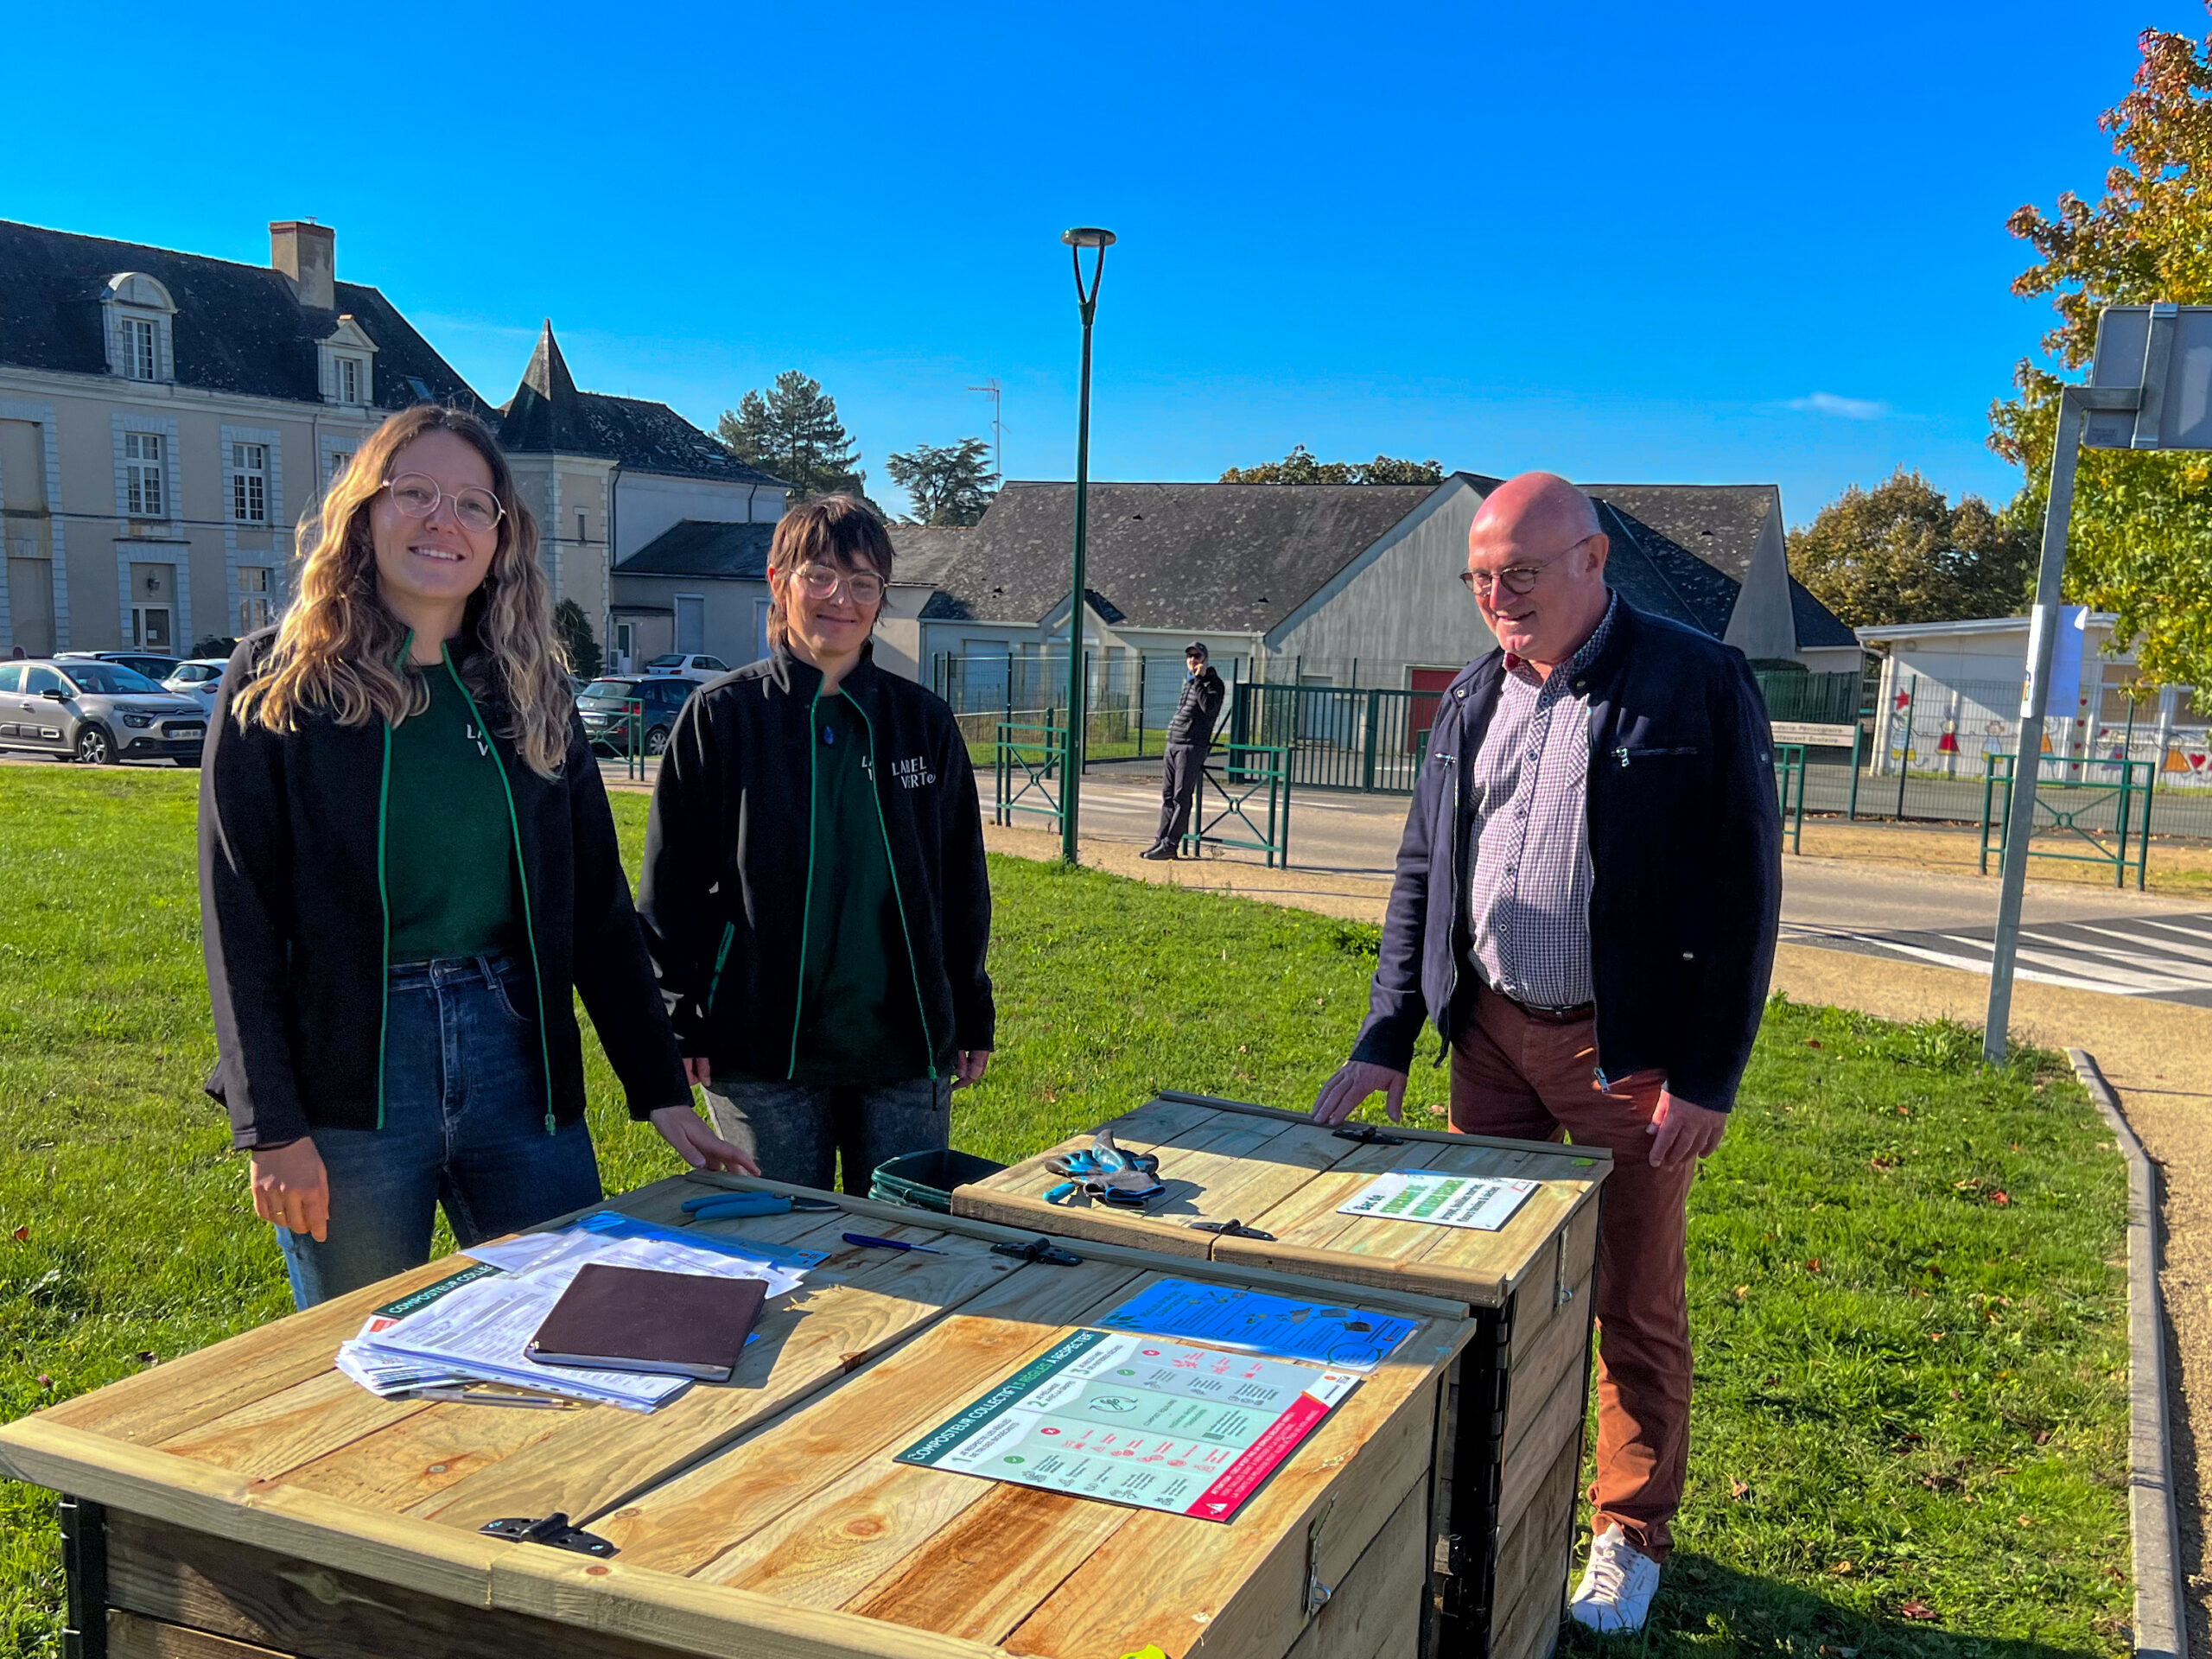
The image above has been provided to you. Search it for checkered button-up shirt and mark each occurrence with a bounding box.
[1465,594,1618,1009]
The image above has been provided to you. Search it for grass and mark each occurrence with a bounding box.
[0,764,2129,1656]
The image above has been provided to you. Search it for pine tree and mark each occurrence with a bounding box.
[886,438,999,525]
[553,598,601,680]
[717,372,869,504]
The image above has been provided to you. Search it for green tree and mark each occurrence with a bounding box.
[1787,469,2034,627]
[553,598,601,680]
[717,372,870,503]
[1219,446,1446,485]
[885,437,999,525]
[1989,13,2212,694]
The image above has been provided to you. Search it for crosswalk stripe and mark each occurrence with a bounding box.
[1783,913,2212,1000]
[2136,916,2212,945]
[2046,925,2212,979]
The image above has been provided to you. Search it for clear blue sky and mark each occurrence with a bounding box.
[9,0,2200,524]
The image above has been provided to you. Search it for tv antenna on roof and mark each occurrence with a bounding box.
[968,378,1006,483]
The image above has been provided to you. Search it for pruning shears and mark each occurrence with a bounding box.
[1043,1129,1164,1208]
[680,1192,839,1224]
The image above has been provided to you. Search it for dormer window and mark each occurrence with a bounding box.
[103,272,177,384]
[124,318,157,380]
[319,314,378,408]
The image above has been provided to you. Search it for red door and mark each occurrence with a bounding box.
[1408,667,1457,752]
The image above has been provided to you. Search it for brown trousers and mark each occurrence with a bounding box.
[1450,982,1695,1560]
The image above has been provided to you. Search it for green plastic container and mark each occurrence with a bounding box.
[869,1147,1007,1213]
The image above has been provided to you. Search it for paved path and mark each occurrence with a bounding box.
[1783,912,2212,1007]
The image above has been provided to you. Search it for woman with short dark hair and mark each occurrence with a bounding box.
[639,494,995,1191]
[202,404,753,1308]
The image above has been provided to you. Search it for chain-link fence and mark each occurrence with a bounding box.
[931,649,1230,766]
[1860,671,2212,838]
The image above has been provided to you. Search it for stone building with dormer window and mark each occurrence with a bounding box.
[0,218,480,655]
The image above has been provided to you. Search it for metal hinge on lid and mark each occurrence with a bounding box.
[480,1513,618,1557]
[1189,1217,1275,1240]
[992,1236,1084,1266]
[1304,1496,1337,1617]
[1332,1124,1407,1147]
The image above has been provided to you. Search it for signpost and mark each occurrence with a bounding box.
[1984,304,2212,1061]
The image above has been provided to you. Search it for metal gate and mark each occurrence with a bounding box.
[1227,684,1433,794]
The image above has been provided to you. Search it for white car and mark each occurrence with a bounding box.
[163,658,229,711]
[641,652,732,683]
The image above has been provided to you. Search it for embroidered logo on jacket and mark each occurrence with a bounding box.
[890,754,937,789]
[465,722,490,759]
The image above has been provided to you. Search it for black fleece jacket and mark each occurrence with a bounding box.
[638,644,995,1081]
[1349,601,1782,1109]
[199,632,693,1150]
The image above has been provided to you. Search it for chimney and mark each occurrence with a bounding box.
[270,220,335,310]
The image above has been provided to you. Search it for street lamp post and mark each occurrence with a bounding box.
[1983,303,2212,1062]
[1059,226,1115,866]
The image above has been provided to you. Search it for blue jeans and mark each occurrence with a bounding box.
[276,951,602,1309]
[702,1075,950,1193]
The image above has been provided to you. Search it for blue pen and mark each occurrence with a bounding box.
[842,1231,945,1255]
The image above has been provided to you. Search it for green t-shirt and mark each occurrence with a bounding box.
[384,658,520,964]
[790,690,930,1084]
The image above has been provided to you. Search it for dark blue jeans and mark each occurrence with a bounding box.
[276,951,602,1309]
[702,1075,950,1194]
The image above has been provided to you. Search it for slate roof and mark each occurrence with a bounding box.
[918,480,1477,632]
[612,519,777,580]
[498,323,787,486]
[886,525,972,588]
[0,219,481,409]
[1585,483,1855,650]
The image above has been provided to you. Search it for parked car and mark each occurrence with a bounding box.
[642,652,731,683]
[162,658,229,712]
[577,676,696,757]
[58,649,183,685]
[0,658,208,766]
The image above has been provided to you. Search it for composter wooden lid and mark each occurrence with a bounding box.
[952,1091,1611,1309]
[0,1175,1473,1659]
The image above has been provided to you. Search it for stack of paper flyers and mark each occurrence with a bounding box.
[898,1331,1358,1522]
[334,1213,820,1410]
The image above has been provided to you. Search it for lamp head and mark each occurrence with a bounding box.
[1061,227,1117,249]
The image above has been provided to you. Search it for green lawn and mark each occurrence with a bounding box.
[0,765,2128,1656]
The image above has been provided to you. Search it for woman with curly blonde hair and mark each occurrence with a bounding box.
[202,404,752,1308]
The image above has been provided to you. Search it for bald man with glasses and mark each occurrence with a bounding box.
[1311,473,1782,1633]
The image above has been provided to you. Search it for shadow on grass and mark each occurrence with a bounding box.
[1557,1552,2122,1657]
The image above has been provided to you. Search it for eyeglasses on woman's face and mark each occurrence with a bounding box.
[791,563,886,607]
[1458,534,1593,599]
[385,474,504,535]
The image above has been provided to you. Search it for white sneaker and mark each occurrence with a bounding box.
[1567,1524,1661,1634]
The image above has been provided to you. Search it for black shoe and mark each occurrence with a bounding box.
[1138,845,1176,861]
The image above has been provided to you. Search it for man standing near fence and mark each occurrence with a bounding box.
[1309,472,1781,1634]
[1141,643,1225,860]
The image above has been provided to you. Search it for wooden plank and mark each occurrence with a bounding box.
[1484,1433,1580,1656]
[693,1461,1001,1604]
[39,1257,460,1445]
[698,1172,1470,1323]
[950,1185,1216,1259]
[1151,1093,1593,1161]
[591,1261,1144,1572]
[844,1485,1132,1643]
[155,1370,434,1480]
[1489,1519,1571,1659]
[1001,1362,1442,1659]
[105,1507,686,1659]
[1499,1273,1592,1473]
[108,1608,288,1659]
[404,1241,1028,1532]
[262,1395,577,1513]
[1494,1359,1583,1535]
[1280,1481,1426,1659]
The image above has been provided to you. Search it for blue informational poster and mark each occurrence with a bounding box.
[1094,1279,1420,1372]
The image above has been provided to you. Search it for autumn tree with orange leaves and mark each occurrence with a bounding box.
[1991,10,2212,697]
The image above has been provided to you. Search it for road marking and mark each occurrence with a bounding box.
[1783,912,2212,1001]
[2071,921,2212,966]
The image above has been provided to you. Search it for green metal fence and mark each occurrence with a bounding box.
[1753,670,1862,725]
[992,718,1065,833]
[1979,753,2156,890]
[1180,743,1294,868]
[1773,742,1807,855]
[1226,683,1434,794]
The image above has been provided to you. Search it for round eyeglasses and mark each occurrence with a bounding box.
[385,474,505,535]
[1458,535,1593,599]
[791,564,886,606]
